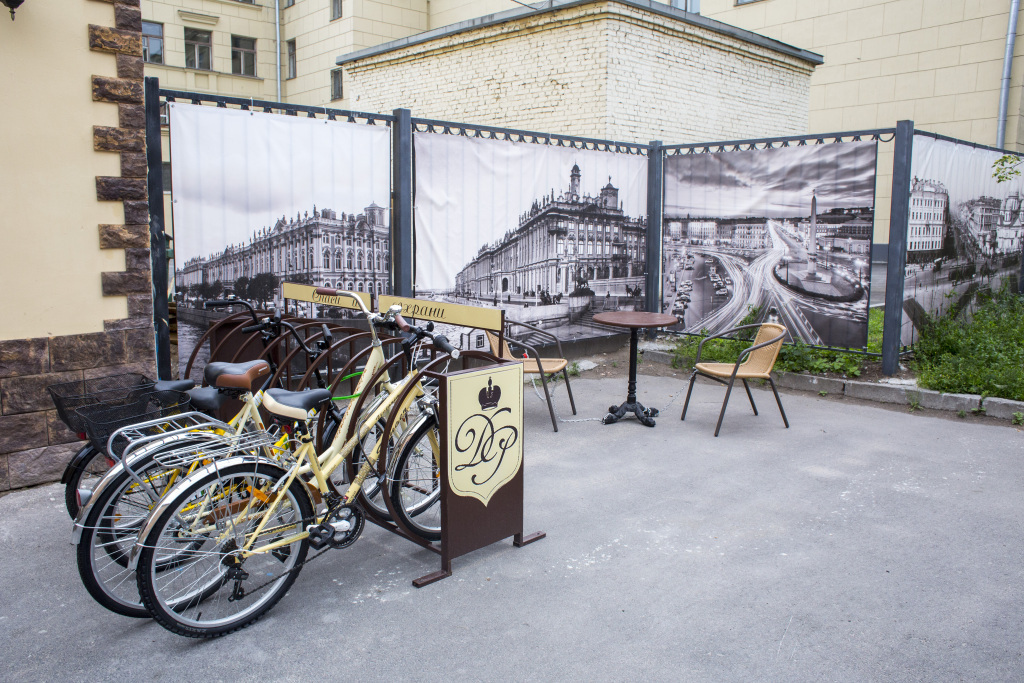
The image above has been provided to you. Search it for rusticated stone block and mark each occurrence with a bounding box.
[90,0,141,7]
[0,412,49,454]
[0,338,48,378]
[88,25,142,57]
[92,76,143,104]
[102,270,151,296]
[50,331,127,372]
[104,317,151,332]
[124,247,151,272]
[99,223,148,249]
[46,409,81,446]
[0,455,8,491]
[126,327,156,362]
[121,151,147,178]
[128,294,153,318]
[8,443,80,488]
[83,361,156,381]
[115,4,142,32]
[94,125,145,153]
[96,176,147,201]
[1,370,82,415]
[118,101,145,128]
[123,200,149,224]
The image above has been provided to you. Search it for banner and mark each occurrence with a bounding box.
[169,103,391,377]
[414,133,648,347]
[901,134,1024,345]
[662,142,878,348]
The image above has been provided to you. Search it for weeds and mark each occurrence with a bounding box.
[1013,411,1024,426]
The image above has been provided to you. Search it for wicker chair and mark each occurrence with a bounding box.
[680,322,790,437]
[485,319,576,432]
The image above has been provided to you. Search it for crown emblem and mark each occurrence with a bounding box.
[478,378,501,410]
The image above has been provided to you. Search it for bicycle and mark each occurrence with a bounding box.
[71,312,350,618]
[130,290,458,637]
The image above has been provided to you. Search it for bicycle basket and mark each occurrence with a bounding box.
[75,390,192,457]
[47,373,154,436]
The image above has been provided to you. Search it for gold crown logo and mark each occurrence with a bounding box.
[478,377,501,410]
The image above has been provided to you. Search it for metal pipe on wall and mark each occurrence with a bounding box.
[274,0,282,102]
[996,0,1020,149]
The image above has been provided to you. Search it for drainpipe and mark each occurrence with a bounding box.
[274,0,282,101]
[997,0,1020,149]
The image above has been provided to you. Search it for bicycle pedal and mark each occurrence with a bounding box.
[306,523,333,550]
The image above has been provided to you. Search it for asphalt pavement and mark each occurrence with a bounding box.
[1,376,1022,681]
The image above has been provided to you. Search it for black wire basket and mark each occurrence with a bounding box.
[47,373,155,437]
[75,390,192,457]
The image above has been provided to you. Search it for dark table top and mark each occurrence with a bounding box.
[592,311,678,329]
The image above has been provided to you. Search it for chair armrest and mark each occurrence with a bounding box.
[505,338,555,374]
[728,330,787,379]
[506,318,565,358]
[693,324,762,365]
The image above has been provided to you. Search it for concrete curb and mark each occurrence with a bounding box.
[641,350,1024,422]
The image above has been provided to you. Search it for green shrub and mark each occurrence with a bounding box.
[914,282,1024,402]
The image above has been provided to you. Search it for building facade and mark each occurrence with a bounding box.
[176,204,390,300]
[455,166,647,298]
[907,178,949,261]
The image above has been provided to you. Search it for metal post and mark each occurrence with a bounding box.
[145,76,172,379]
[881,120,915,376]
[645,141,663,313]
[392,108,414,297]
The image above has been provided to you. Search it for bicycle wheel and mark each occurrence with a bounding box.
[389,415,442,541]
[325,407,394,520]
[136,461,312,638]
[65,444,112,519]
[75,436,218,617]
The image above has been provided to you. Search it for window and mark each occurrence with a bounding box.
[331,0,343,20]
[185,28,212,70]
[284,0,294,6]
[142,22,163,64]
[286,39,296,79]
[231,36,257,77]
[161,161,172,193]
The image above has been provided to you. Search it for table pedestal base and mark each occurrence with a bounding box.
[603,401,658,427]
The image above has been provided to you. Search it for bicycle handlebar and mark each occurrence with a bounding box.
[432,334,459,360]
[205,298,259,324]
[313,287,371,316]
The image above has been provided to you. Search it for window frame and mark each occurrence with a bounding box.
[184,27,213,71]
[231,35,257,77]
[142,21,164,65]
[331,0,343,20]
[286,39,297,80]
[330,68,344,101]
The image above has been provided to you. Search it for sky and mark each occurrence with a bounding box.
[169,103,391,266]
[663,141,878,220]
[414,132,648,290]
[912,134,1024,207]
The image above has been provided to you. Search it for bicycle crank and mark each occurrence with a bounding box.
[306,505,364,550]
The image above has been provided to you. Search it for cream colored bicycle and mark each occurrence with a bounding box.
[129,290,457,637]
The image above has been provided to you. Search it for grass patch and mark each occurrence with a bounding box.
[913,282,1024,402]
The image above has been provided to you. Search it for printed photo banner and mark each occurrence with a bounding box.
[169,102,391,377]
[662,141,878,349]
[414,132,648,346]
[901,134,1024,345]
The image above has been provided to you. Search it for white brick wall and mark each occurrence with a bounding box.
[344,2,815,144]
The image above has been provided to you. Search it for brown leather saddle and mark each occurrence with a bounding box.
[203,360,271,392]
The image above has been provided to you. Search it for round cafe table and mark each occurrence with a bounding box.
[592,311,678,427]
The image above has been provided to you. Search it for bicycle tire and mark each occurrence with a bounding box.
[75,436,217,618]
[64,444,111,519]
[389,415,442,541]
[137,460,312,638]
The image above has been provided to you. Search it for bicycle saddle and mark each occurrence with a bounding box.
[154,379,195,393]
[187,386,228,413]
[263,388,333,420]
[204,360,271,391]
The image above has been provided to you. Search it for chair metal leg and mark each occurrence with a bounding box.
[562,368,577,415]
[537,372,559,432]
[680,371,697,421]
[768,377,789,428]
[714,377,737,437]
[741,379,758,415]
